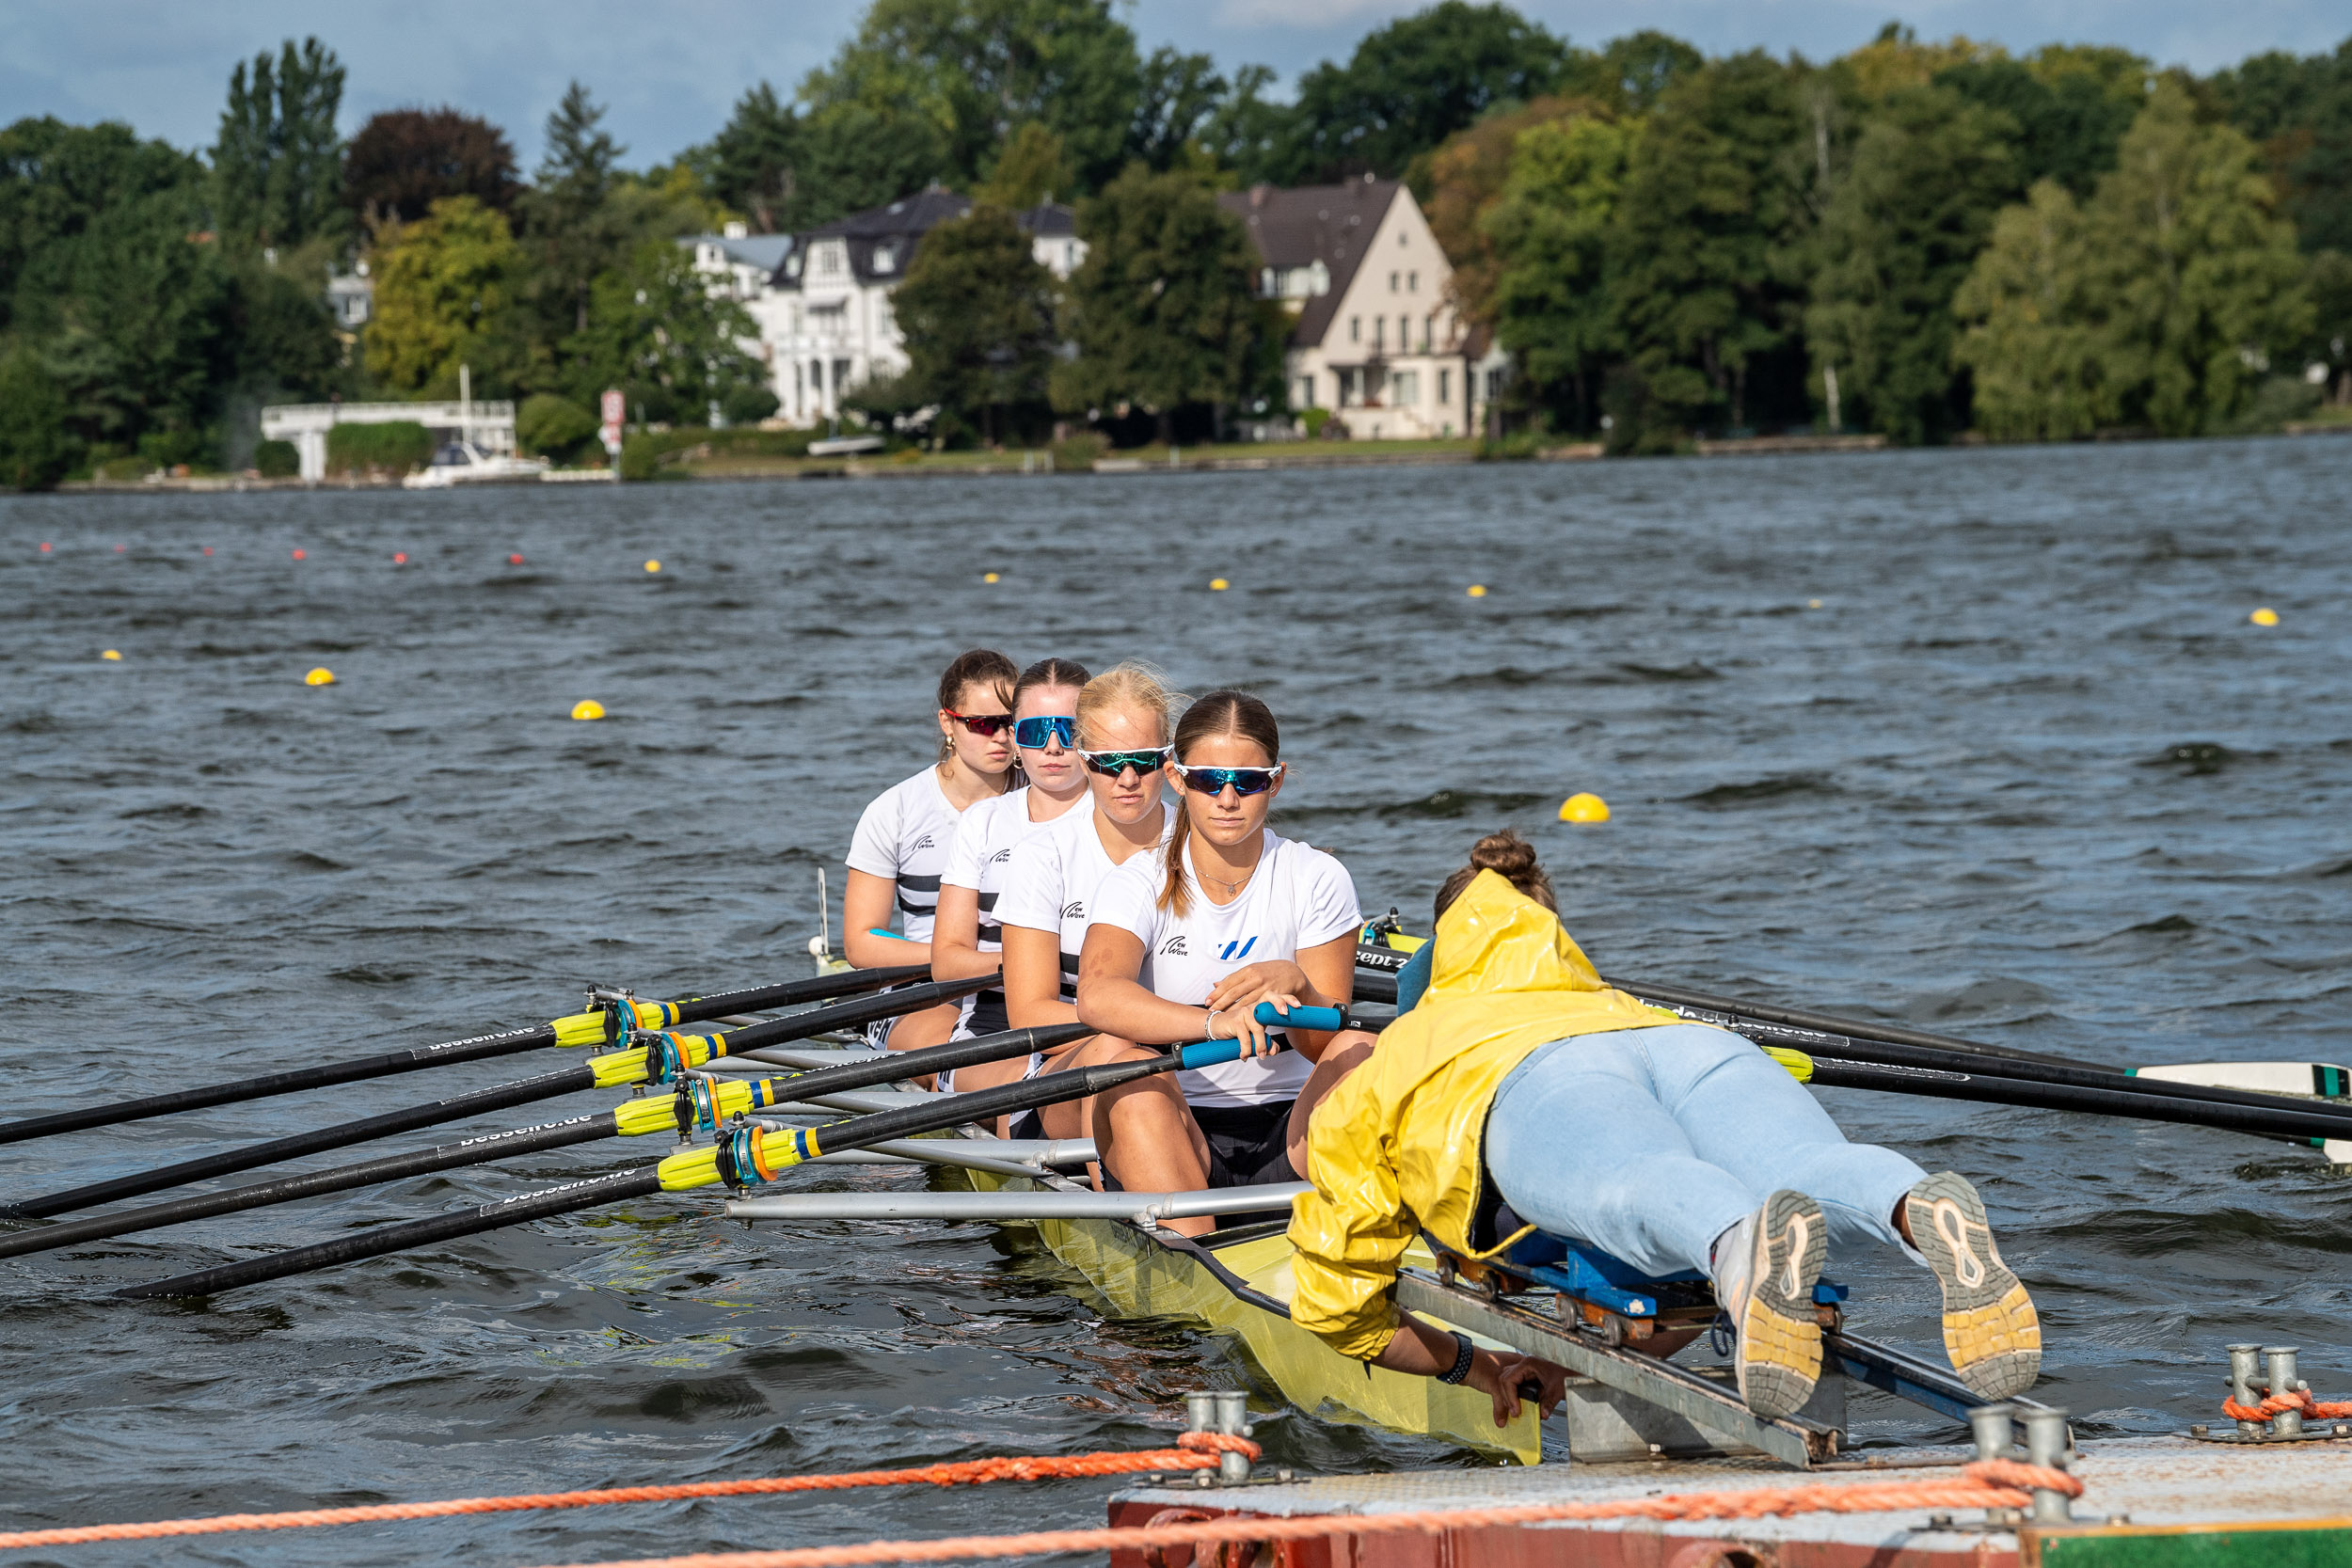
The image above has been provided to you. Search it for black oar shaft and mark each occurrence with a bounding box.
[750,1022,1090,1101]
[1618,976,2100,1070]
[1804,1054,2352,1143]
[0,964,930,1148]
[705,973,995,1053]
[0,1117,612,1260]
[118,1168,666,1300]
[1679,1005,2352,1130]
[8,1066,601,1220]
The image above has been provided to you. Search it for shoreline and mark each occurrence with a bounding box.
[33,422,2350,495]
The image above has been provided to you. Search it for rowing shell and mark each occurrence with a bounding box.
[954,1164,1545,1464]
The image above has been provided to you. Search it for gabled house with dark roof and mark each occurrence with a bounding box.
[762,190,1082,425]
[1219,177,1507,439]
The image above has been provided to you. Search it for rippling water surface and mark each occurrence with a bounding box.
[5,439,2352,1564]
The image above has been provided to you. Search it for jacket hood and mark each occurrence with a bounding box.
[1425,869,1605,1001]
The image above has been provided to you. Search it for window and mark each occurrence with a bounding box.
[1349,316,1359,343]
[1438,369,1451,405]
[1390,271,1400,292]
[1296,375,1315,409]
[1399,316,1409,348]
[1485,367,1507,401]
[1422,315,1434,351]
[818,245,841,277]
[1373,317,1384,351]
[1338,368,1361,406]
[1392,370,1420,406]
[1408,270,1418,293]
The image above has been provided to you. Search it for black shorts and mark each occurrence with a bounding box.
[1193,1101,1299,1190]
[964,990,1009,1038]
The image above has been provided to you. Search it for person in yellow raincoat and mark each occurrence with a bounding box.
[1289,831,2042,1428]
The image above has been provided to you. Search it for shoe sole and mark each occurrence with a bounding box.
[1906,1171,2042,1400]
[1738,1189,1826,1419]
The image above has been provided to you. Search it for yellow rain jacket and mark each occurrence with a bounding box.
[1287,869,1682,1361]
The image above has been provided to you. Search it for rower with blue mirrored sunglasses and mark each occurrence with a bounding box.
[1174,763,1285,796]
[1013,715,1078,750]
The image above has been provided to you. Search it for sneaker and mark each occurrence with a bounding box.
[1904,1171,2042,1400]
[1711,1189,1827,1419]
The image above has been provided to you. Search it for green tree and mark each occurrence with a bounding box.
[1954,83,2312,438]
[1276,2,1572,181]
[0,345,75,488]
[2303,247,2352,400]
[699,82,803,233]
[364,195,523,394]
[801,0,1144,198]
[1934,57,2139,199]
[977,122,1073,207]
[1805,84,2018,441]
[1,118,206,334]
[2212,40,2352,253]
[565,240,763,423]
[1054,165,1266,441]
[891,204,1057,442]
[517,390,597,460]
[1568,31,1706,115]
[1611,52,1814,433]
[211,38,346,251]
[1950,182,2104,439]
[523,83,628,339]
[1129,48,1231,172]
[1485,114,1635,431]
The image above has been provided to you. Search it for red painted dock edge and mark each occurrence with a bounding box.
[1104,1498,2015,1568]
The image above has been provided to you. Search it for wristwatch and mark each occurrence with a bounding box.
[1437,1330,1476,1386]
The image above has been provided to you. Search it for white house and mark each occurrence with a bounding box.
[1218,178,1508,439]
[764,190,1084,425]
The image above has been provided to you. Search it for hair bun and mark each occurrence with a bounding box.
[1469,830,1540,879]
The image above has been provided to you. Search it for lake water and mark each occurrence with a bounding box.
[4,437,2351,1564]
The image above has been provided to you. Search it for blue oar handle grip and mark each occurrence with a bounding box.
[1252,1003,1345,1031]
[1175,1038,1245,1071]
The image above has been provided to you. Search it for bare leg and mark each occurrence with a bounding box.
[1286,1037,1375,1177]
[1034,1035,1104,1145]
[884,1001,961,1089]
[1082,1035,1215,1235]
[949,1050,1032,1138]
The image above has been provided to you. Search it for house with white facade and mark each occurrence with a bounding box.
[762,190,1083,425]
[1219,177,1508,439]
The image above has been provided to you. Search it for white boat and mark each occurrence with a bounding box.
[806,434,884,457]
[401,439,552,488]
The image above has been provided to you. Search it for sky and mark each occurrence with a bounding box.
[4,0,2344,168]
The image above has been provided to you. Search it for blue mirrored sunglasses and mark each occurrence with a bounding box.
[1013,715,1077,750]
[1176,764,1284,797]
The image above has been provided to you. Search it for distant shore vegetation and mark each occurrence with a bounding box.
[2,7,2349,488]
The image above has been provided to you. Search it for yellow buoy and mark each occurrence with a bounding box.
[1808,598,1823,610]
[1559,792,1610,824]
[101,649,122,661]
[1468,584,1488,597]
[2250,607,2279,626]
[1209,578,1229,591]
[644,559,661,574]
[572,699,606,721]
[983,571,1000,583]
[304,667,335,686]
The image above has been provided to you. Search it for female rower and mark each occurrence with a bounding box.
[842,648,1018,1053]
[1289,830,2042,1429]
[1074,690,1375,1226]
[990,662,1184,1139]
[930,658,1092,1069]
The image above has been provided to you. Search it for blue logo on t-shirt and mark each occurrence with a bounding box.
[1216,937,1258,961]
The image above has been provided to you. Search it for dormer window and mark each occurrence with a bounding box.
[872,243,898,275]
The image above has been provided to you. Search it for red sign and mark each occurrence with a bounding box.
[600,388,625,454]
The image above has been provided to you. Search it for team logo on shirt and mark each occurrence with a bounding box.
[909,834,935,851]
[1061,901,1086,920]
[988,847,1011,863]
[1159,935,1188,957]
[1216,937,1259,961]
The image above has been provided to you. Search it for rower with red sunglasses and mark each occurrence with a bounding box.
[930,658,1093,1075]
[1073,689,1377,1227]
[843,648,1018,1055]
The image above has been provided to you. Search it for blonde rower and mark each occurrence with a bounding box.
[989,663,1184,1138]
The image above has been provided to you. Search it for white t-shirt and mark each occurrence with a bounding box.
[942,787,1092,953]
[996,805,1176,1000]
[1086,830,1361,1108]
[844,767,961,943]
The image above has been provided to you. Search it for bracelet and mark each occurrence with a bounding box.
[1204,1006,1224,1038]
[1437,1330,1476,1386]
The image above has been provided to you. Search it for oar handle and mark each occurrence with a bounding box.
[1248,1003,1391,1034]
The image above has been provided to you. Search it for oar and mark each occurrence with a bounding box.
[1622,977,2102,1070]
[0,964,930,1148]
[3,975,993,1221]
[0,1022,1089,1260]
[1662,1000,2352,1132]
[119,1014,1294,1300]
[1771,1047,2352,1146]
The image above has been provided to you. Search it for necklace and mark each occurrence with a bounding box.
[1203,863,1255,896]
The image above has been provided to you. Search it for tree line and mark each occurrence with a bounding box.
[4,5,2350,485]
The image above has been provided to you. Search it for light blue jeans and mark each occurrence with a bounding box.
[1484,1024,1926,1279]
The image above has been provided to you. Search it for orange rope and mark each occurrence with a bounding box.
[2224,1389,2352,1422]
[515,1460,2087,1568]
[0,1433,1261,1549]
